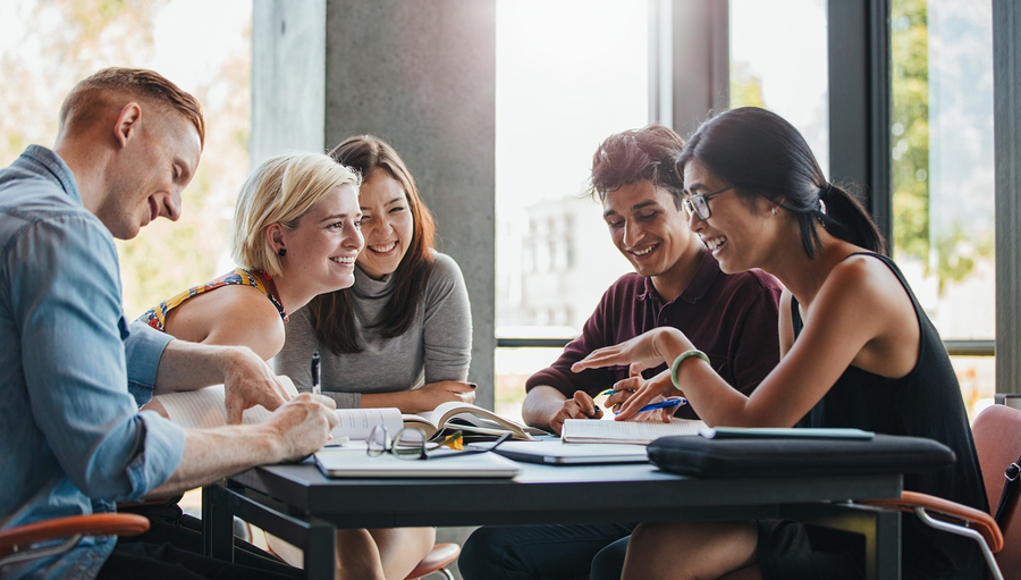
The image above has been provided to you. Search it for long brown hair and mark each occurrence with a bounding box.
[309,135,436,354]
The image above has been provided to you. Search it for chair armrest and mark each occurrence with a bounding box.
[863,490,1003,552]
[0,513,150,557]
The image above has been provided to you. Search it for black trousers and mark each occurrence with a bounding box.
[98,504,302,580]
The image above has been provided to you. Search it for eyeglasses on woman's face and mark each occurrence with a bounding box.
[366,425,511,461]
[682,185,734,220]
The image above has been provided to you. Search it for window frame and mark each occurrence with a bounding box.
[501,0,1008,389]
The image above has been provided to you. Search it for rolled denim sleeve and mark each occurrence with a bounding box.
[9,214,184,501]
[125,321,173,406]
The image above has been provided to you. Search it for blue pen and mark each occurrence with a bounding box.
[616,396,687,415]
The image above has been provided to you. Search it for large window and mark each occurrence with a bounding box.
[0,0,252,533]
[729,0,829,174]
[890,0,995,417]
[0,0,252,318]
[494,0,648,420]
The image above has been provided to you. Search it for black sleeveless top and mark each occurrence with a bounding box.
[792,253,987,578]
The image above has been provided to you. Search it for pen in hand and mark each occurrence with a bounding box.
[311,351,321,396]
[615,396,687,415]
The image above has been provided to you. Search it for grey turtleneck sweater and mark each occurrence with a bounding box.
[273,251,472,408]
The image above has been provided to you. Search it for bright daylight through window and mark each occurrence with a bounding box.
[494,0,647,422]
[890,0,995,418]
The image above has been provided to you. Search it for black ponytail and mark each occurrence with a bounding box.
[817,182,885,254]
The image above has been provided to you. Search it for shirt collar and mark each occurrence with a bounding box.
[638,250,721,306]
[14,145,83,206]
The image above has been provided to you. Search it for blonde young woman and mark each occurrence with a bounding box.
[139,152,363,360]
[574,108,986,580]
[276,135,474,413]
[140,153,418,579]
[274,135,472,579]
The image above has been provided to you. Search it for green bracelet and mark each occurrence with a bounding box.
[670,349,709,389]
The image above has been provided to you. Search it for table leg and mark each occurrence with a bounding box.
[782,503,901,580]
[201,483,235,561]
[303,518,336,580]
[869,508,901,580]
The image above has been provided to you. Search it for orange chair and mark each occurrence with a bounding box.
[404,542,460,580]
[0,513,150,570]
[864,404,1021,580]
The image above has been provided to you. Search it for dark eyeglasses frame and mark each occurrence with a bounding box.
[366,424,512,461]
[682,185,734,220]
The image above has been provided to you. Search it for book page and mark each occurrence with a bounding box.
[561,418,705,445]
[332,407,403,441]
[156,377,299,429]
[427,402,504,429]
[155,381,401,443]
[158,385,274,428]
[418,402,538,439]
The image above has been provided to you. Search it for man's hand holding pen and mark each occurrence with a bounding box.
[549,390,604,435]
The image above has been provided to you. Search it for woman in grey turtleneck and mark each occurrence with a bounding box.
[274,135,473,580]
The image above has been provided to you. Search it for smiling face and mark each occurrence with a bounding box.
[275,184,364,294]
[683,159,778,274]
[101,112,201,239]
[602,180,703,290]
[356,173,414,279]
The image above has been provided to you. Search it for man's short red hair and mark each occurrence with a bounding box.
[59,67,205,147]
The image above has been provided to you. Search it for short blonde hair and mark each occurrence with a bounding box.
[232,153,361,277]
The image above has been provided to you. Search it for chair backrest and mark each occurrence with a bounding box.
[972,404,1021,577]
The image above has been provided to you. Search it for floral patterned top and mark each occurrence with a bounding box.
[137,267,287,332]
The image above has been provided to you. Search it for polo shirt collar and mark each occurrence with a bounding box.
[639,250,721,305]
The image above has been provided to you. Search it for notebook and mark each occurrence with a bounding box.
[560,418,705,445]
[313,448,522,478]
[470,440,650,465]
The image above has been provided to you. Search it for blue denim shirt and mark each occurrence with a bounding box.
[0,146,186,579]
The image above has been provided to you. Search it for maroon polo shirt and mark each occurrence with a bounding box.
[526,251,782,419]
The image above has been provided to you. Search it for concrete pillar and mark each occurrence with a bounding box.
[994,0,1021,395]
[251,0,497,410]
[250,0,327,164]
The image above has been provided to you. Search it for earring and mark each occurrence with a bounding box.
[277,248,287,257]
[771,207,778,216]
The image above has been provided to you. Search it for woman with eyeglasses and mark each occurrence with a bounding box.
[274,135,473,579]
[572,107,986,580]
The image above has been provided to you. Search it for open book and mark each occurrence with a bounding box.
[403,401,544,441]
[153,386,540,443]
[561,418,706,445]
[153,381,408,444]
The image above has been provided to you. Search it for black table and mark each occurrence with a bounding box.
[202,459,903,579]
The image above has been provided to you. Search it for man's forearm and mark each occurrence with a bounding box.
[521,386,568,431]
[152,340,251,395]
[149,393,337,497]
[148,423,282,496]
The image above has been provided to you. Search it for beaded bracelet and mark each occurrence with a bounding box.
[670,349,710,389]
